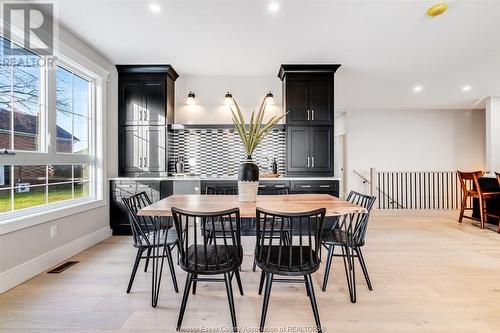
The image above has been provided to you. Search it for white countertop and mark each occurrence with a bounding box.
[108,176,341,181]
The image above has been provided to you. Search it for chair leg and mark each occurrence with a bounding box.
[321,244,334,292]
[304,275,310,297]
[127,248,143,293]
[305,274,322,333]
[192,274,197,295]
[165,245,179,293]
[234,268,244,296]
[224,272,238,332]
[258,270,266,295]
[259,273,274,332]
[176,272,193,331]
[253,258,257,272]
[458,195,467,223]
[356,247,373,291]
[342,245,356,303]
[144,248,152,272]
[479,197,485,229]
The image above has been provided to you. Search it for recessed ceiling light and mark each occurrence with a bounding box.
[462,85,471,92]
[149,3,161,13]
[268,2,280,14]
[413,85,423,93]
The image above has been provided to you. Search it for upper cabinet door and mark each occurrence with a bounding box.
[286,80,310,125]
[309,80,332,125]
[121,81,142,125]
[286,127,310,172]
[310,127,332,172]
[143,81,166,125]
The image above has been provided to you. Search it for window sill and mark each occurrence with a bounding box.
[0,199,107,236]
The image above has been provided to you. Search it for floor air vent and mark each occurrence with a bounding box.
[47,261,79,274]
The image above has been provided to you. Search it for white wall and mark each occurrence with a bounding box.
[175,75,283,124]
[0,26,118,292]
[346,109,485,194]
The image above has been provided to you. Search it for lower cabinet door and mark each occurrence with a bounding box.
[310,127,332,172]
[143,126,166,172]
[287,127,310,172]
[121,126,144,172]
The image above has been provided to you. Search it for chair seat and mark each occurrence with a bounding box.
[255,245,320,275]
[183,244,243,274]
[138,228,178,247]
[321,229,364,247]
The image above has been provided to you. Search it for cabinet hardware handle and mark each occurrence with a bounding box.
[320,185,330,188]
[274,184,285,188]
[139,157,143,168]
[307,156,310,167]
[139,110,142,121]
[144,156,147,168]
[301,185,311,188]
[258,185,265,188]
[307,110,310,121]
[312,157,315,168]
[312,110,314,121]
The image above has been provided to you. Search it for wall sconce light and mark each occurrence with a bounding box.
[224,91,233,106]
[186,91,196,105]
[265,91,274,105]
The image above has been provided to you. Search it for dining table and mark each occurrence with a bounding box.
[137,193,366,307]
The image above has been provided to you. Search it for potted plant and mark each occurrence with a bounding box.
[230,96,286,202]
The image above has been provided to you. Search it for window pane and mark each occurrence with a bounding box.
[0,39,12,149]
[56,67,72,114]
[74,164,90,180]
[73,74,89,116]
[73,114,88,154]
[0,189,11,213]
[48,183,72,203]
[74,181,89,199]
[14,185,46,210]
[0,165,11,189]
[12,56,40,151]
[14,165,46,185]
[56,109,73,153]
[49,165,72,183]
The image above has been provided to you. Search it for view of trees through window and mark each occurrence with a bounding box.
[0,37,41,151]
[0,35,94,216]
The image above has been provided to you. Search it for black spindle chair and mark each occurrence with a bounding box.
[321,191,376,303]
[251,186,291,271]
[255,207,326,333]
[122,192,179,296]
[172,207,244,333]
[204,186,239,244]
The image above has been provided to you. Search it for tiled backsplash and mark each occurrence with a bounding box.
[169,128,286,176]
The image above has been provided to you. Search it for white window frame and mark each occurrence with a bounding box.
[0,20,109,235]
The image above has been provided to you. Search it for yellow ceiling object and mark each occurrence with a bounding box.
[427,2,448,17]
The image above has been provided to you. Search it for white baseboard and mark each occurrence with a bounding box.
[0,226,112,294]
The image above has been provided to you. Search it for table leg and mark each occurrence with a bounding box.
[151,224,166,307]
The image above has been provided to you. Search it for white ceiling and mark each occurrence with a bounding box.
[56,0,500,110]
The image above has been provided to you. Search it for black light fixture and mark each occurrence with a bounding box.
[186,91,196,105]
[224,91,233,106]
[265,91,274,105]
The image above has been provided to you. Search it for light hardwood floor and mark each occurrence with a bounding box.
[1,211,500,333]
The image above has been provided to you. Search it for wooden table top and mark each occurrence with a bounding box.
[137,194,366,217]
